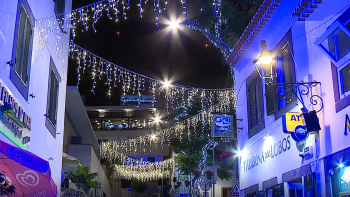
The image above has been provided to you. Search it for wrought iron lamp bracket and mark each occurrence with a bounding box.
[268,81,323,113]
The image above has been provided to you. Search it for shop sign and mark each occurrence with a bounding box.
[282,112,304,134]
[340,167,350,193]
[241,136,291,172]
[345,114,350,136]
[0,80,31,149]
[211,113,236,138]
[282,113,308,142]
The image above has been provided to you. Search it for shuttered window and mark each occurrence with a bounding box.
[10,0,34,100]
[46,58,60,138]
[265,30,296,118]
[247,74,264,138]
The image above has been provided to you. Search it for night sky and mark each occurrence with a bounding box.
[67,0,233,106]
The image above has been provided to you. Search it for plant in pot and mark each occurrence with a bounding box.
[219,152,233,165]
[185,180,190,187]
[205,170,213,180]
[193,170,201,179]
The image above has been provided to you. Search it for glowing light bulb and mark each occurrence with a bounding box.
[260,56,273,64]
[155,117,160,123]
[169,21,179,29]
[151,135,156,140]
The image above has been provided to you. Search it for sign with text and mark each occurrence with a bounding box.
[282,112,305,134]
[0,79,31,149]
[211,113,236,138]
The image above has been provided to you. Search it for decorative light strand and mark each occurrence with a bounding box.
[101,95,234,162]
[70,43,234,109]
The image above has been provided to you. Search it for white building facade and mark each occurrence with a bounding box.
[0,0,71,195]
[227,0,350,196]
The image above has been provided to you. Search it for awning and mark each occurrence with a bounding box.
[0,139,57,196]
[62,152,80,167]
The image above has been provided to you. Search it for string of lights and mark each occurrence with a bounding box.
[70,42,234,107]
[101,95,234,162]
[186,23,232,58]
[115,158,174,182]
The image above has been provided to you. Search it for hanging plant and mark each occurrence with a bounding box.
[205,170,213,180]
[185,180,190,187]
[193,170,201,179]
[219,152,233,158]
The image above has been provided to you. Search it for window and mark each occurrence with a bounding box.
[246,72,264,138]
[10,0,34,101]
[318,7,350,112]
[46,58,60,137]
[265,30,297,119]
[317,21,350,63]
[340,63,350,95]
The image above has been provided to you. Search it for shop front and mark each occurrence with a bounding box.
[239,122,317,197]
[0,79,58,196]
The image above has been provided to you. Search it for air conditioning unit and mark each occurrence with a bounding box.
[71,136,82,144]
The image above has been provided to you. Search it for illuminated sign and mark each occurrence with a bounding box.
[345,114,350,136]
[241,136,291,172]
[0,80,31,149]
[282,112,304,134]
[341,167,350,193]
[215,116,230,134]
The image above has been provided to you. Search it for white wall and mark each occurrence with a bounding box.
[0,0,71,195]
[234,0,350,194]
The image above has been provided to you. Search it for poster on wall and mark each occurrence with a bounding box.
[211,113,236,138]
[0,79,31,150]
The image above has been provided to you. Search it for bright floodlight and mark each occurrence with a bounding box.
[339,163,345,168]
[237,150,242,157]
[170,21,179,29]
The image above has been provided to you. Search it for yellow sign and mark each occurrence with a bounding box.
[339,192,350,197]
[282,112,305,134]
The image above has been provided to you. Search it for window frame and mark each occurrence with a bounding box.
[45,57,61,138]
[315,12,350,102]
[264,29,297,119]
[315,20,350,66]
[246,71,265,138]
[10,0,35,101]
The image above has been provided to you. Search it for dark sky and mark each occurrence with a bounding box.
[68,0,233,106]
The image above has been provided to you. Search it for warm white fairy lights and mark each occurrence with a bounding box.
[115,158,174,182]
[101,93,235,162]
[70,42,234,110]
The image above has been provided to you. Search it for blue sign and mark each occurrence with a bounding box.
[291,125,309,142]
[147,188,150,192]
[127,187,131,192]
[215,116,230,134]
[340,167,350,193]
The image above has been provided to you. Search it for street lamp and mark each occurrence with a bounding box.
[253,40,322,133]
[253,40,276,85]
[169,21,179,29]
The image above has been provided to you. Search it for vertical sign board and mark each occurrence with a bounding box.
[211,113,236,138]
[0,79,31,150]
[340,166,350,193]
[230,181,239,197]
